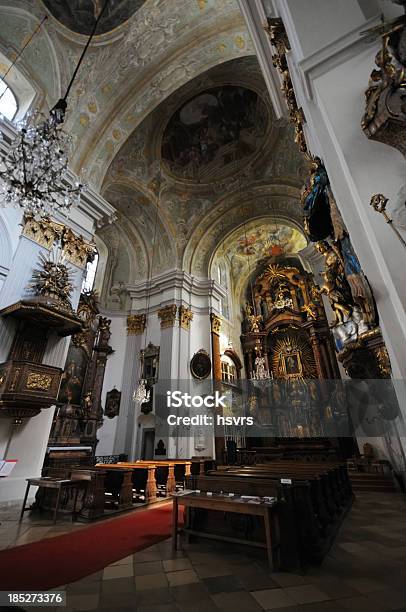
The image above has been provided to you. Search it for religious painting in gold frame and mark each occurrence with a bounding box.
[271,331,316,381]
[281,350,303,379]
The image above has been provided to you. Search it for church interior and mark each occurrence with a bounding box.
[1,0,406,610]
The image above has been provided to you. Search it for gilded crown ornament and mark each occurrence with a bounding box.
[29,251,75,313]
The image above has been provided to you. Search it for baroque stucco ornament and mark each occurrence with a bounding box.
[22,215,96,268]
[127,314,146,335]
[158,304,177,328]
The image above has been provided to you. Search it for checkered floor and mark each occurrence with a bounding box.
[1,491,406,611]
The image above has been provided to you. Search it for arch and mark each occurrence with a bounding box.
[0,5,61,113]
[70,18,255,189]
[183,181,304,277]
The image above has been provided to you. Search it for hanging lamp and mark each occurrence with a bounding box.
[0,1,110,218]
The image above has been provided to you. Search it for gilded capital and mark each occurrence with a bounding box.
[22,214,64,250]
[210,313,221,335]
[158,304,177,329]
[179,305,193,331]
[127,314,146,335]
[22,214,96,268]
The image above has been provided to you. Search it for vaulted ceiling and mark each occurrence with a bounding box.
[0,0,310,308]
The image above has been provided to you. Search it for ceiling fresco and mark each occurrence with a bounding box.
[211,218,307,286]
[226,222,307,260]
[161,86,268,181]
[42,0,146,36]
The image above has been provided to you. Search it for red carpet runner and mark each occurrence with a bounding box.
[0,503,180,590]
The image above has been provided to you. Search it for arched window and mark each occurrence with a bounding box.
[216,261,230,319]
[221,354,237,385]
[0,81,18,121]
[82,252,99,292]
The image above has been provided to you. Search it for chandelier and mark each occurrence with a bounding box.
[0,1,110,218]
[0,109,84,217]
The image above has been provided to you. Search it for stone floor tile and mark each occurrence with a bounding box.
[282,584,330,605]
[102,563,134,580]
[211,590,262,611]
[64,593,100,610]
[163,558,193,572]
[135,572,169,590]
[251,588,297,609]
[337,595,390,612]
[235,569,278,592]
[133,560,163,576]
[177,598,220,612]
[166,569,199,587]
[345,577,388,594]
[170,582,209,602]
[202,574,243,594]
[194,563,233,578]
[306,577,359,599]
[135,587,174,606]
[101,577,136,594]
[136,605,180,612]
[270,573,308,587]
[110,554,135,566]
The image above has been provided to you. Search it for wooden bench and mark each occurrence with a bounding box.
[96,463,158,503]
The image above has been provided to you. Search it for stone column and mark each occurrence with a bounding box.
[113,314,146,455]
[158,305,179,458]
[210,314,222,381]
[210,313,225,463]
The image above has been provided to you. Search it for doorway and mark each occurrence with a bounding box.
[141,428,155,460]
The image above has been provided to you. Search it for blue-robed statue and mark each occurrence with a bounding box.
[301,157,334,242]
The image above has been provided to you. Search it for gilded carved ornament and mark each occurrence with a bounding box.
[210,313,221,335]
[179,305,193,330]
[264,17,308,154]
[361,7,406,156]
[26,372,53,391]
[29,252,75,313]
[375,346,392,378]
[158,304,177,329]
[127,314,146,335]
[22,214,96,269]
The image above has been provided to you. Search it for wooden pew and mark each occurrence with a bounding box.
[190,458,216,475]
[119,459,192,486]
[119,461,176,494]
[96,463,158,503]
[187,461,353,568]
[100,467,133,510]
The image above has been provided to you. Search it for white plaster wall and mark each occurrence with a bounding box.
[96,314,127,455]
[283,0,368,59]
[0,407,55,503]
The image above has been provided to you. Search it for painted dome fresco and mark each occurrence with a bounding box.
[42,0,146,36]
[161,86,269,181]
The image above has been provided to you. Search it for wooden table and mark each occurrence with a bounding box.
[19,477,85,524]
[172,492,279,571]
